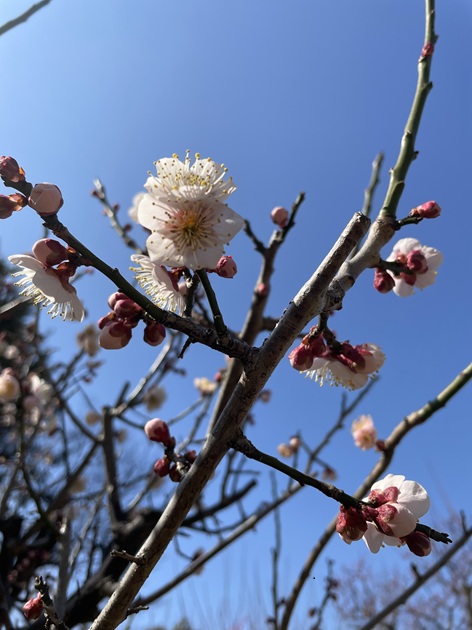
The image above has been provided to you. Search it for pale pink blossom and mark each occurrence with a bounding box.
[351,414,377,450]
[128,192,146,223]
[386,238,443,297]
[77,324,100,357]
[304,343,385,391]
[143,385,167,411]
[362,474,430,553]
[130,254,185,314]
[138,152,244,269]
[8,254,84,321]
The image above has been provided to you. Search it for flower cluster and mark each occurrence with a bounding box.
[375,238,443,297]
[8,239,84,321]
[336,474,432,556]
[289,329,385,391]
[98,291,166,350]
[136,152,244,270]
[144,418,197,482]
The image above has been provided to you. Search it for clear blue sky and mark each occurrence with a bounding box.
[1,1,471,627]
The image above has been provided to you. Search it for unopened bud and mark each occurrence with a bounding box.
[288,344,314,371]
[403,531,432,557]
[420,42,435,60]
[407,250,428,274]
[270,206,289,228]
[32,238,69,266]
[373,268,395,293]
[409,200,441,219]
[336,506,368,544]
[144,418,172,445]
[214,255,237,278]
[255,282,269,297]
[0,193,27,219]
[97,312,117,329]
[108,291,129,310]
[143,321,166,346]
[113,298,142,318]
[0,156,24,182]
[28,183,64,215]
[98,321,132,349]
[22,593,43,620]
[153,457,171,477]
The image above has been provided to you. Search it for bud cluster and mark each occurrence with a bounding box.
[144,418,197,483]
[98,291,166,350]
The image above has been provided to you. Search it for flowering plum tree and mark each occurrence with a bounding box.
[0,1,471,629]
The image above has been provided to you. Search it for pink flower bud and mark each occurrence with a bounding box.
[28,183,64,215]
[143,321,166,347]
[407,250,428,274]
[98,312,117,329]
[420,42,435,60]
[32,238,69,266]
[0,193,27,218]
[108,291,130,310]
[288,344,314,371]
[270,206,289,228]
[255,282,269,297]
[144,418,172,445]
[113,298,142,318]
[373,268,395,293]
[214,255,238,278]
[0,156,24,182]
[336,506,368,544]
[153,457,171,477]
[98,321,132,349]
[403,531,432,557]
[22,593,43,620]
[409,200,441,219]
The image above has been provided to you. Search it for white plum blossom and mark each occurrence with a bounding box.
[8,254,84,321]
[128,192,146,223]
[304,343,385,391]
[130,254,185,314]
[387,237,443,297]
[362,474,431,553]
[137,152,244,269]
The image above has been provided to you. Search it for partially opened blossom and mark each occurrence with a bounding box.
[8,254,84,321]
[143,385,167,411]
[130,254,185,314]
[351,414,377,450]
[138,152,244,269]
[386,238,443,297]
[304,343,385,391]
[362,474,430,553]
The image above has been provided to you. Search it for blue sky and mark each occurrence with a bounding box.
[1,1,471,627]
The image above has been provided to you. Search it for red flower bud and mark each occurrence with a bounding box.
[143,321,166,347]
[153,457,171,477]
[373,268,395,293]
[22,593,43,620]
[108,291,129,310]
[113,298,142,318]
[288,344,314,371]
[403,531,432,557]
[336,506,368,543]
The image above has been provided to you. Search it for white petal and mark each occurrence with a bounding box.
[362,524,385,553]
